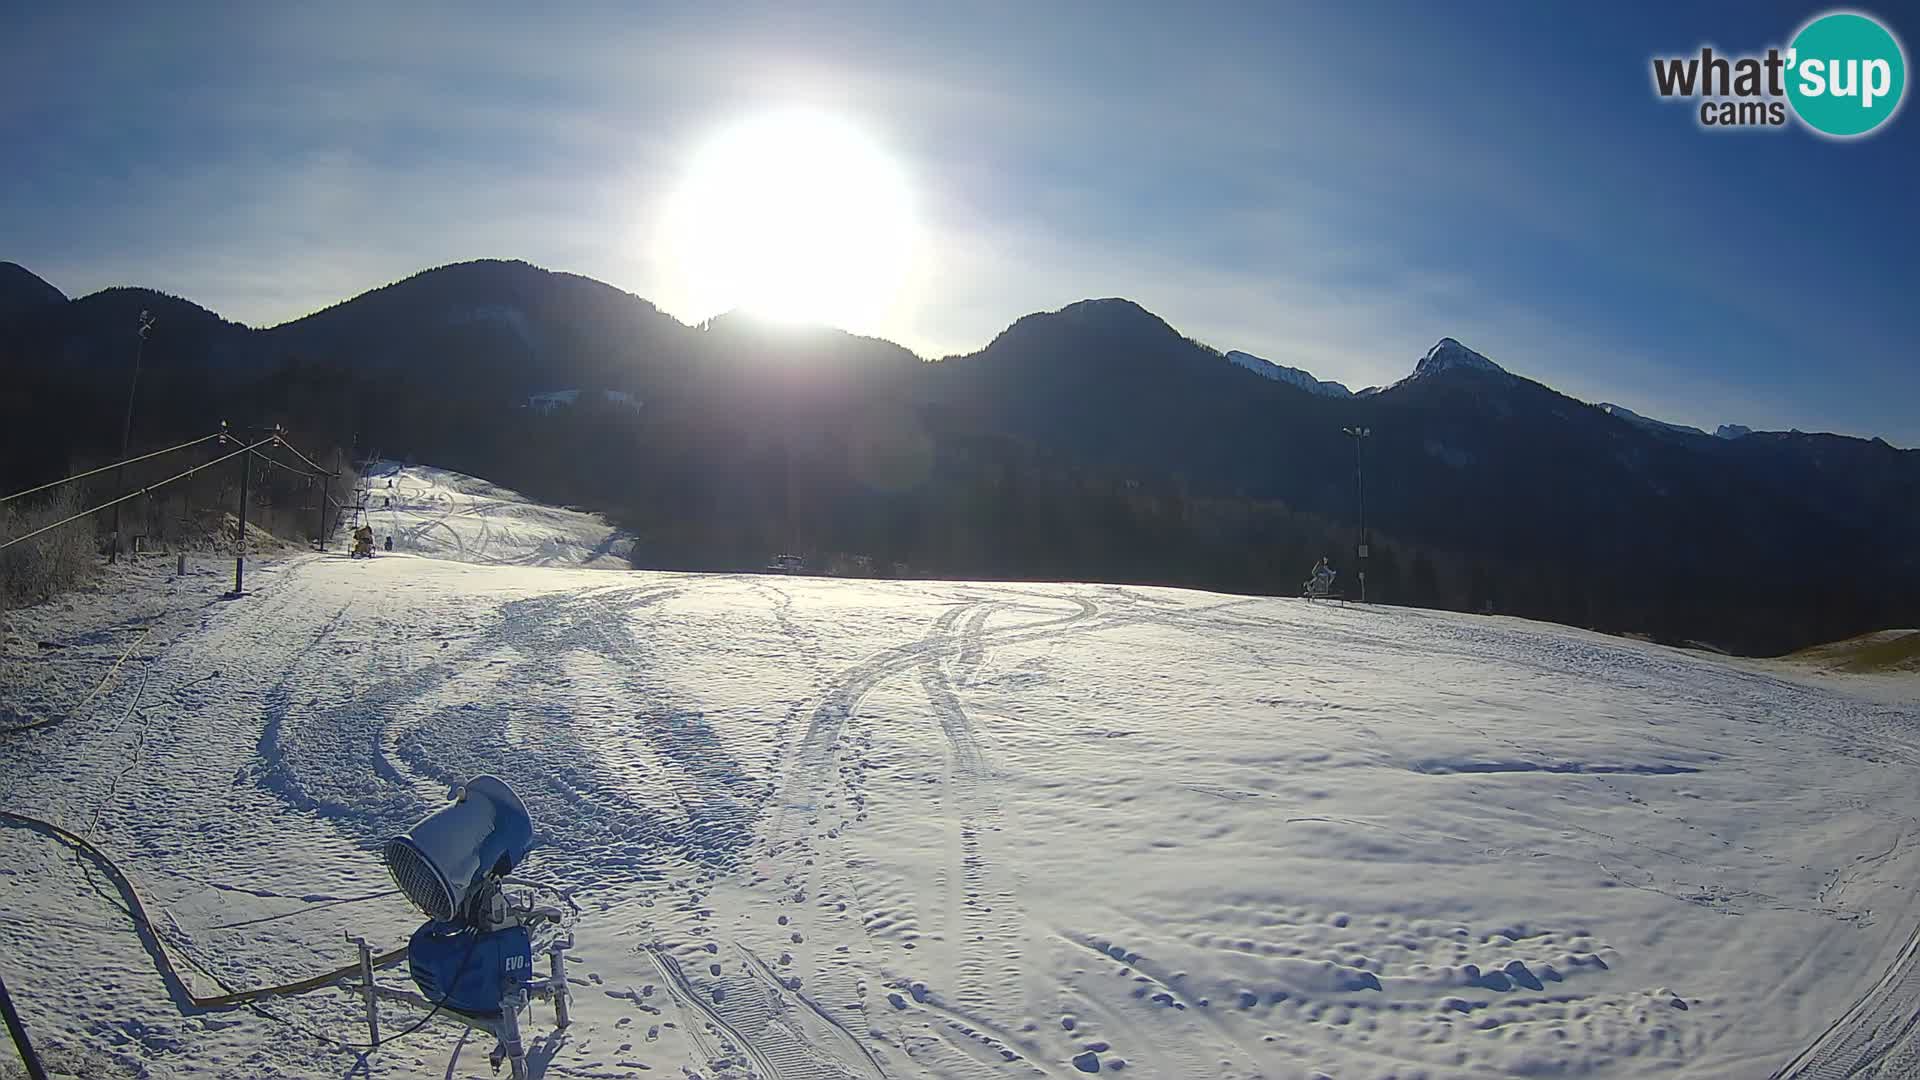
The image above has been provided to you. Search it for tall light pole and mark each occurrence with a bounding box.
[109,310,156,564]
[1342,426,1371,602]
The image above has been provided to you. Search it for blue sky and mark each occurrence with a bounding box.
[3,2,1915,442]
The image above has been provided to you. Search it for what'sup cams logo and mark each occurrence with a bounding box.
[1652,10,1907,137]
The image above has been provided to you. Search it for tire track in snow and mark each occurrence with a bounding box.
[951,602,1003,690]
[918,604,1024,1018]
[747,578,828,692]
[770,590,1111,1075]
[791,592,1104,784]
[647,942,886,1080]
[471,505,492,561]
[573,588,764,870]
[249,577,753,891]
[394,484,460,547]
[393,488,506,555]
[249,564,515,834]
[755,588,1264,1074]
[588,579,879,1080]
[794,603,969,769]
[780,588,1140,857]
[742,946,894,1079]
[455,581,766,880]
[1776,916,1920,1079]
[364,573,445,804]
[647,944,793,1080]
[250,600,452,837]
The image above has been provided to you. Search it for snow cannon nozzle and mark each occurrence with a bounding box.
[382,774,533,924]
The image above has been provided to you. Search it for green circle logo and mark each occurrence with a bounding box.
[1787,12,1907,137]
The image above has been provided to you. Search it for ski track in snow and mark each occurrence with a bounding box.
[1775,920,1920,1078]
[2,464,1919,1078]
[368,462,635,570]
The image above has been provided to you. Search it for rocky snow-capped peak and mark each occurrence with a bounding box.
[1223,350,1353,397]
[1410,337,1508,380]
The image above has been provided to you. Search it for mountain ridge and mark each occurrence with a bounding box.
[1223,350,1353,398]
[0,261,68,323]
[5,255,1916,655]
[0,256,1888,446]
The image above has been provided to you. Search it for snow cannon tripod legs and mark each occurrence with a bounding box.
[488,941,571,1080]
[346,933,379,1045]
[549,939,572,1028]
[492,988,528,1078]
[335,930,573,1080]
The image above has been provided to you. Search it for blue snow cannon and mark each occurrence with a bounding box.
[407,920,534,1016]
[383,775,534,923]
[384,776,539,1015]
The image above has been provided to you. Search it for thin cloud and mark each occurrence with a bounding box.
[4,5,1910,445]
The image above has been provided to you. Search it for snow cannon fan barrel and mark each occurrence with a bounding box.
[383,775,534,923]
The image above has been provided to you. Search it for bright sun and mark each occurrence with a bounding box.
[663,109,919,329]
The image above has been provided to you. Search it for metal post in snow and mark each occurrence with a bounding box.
[109,310,156,564]
[183,447,194,543]
[349,934,379,1045]
[234,446,249,596]
[1358,431,1367,603]
[0,969,47,1080]
[331,447,343,548]
[1343,426,1372,603]
[550,944,571,1028]
[311,474,322,549]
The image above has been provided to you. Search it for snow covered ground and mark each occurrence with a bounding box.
[354,463,633,569]
[3,467,1919,1079]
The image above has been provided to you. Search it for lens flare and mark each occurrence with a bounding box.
[663,108,920,331]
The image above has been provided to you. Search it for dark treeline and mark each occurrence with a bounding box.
[386,348,1567,631]
[0,288,359,559]
[5,259,1915,656]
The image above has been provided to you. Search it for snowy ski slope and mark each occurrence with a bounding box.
[354,462,634,569]
[2,467,1919,1079]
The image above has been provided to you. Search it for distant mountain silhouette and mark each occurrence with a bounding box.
[0,262,66,323]
[4,258,1913,654]
[263,260,690,389]
[1597,402,1710,439]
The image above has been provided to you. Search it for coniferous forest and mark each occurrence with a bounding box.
[5,259,1915,656]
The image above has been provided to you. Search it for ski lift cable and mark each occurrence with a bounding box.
[252,440,330,478]
[268,436,336,477]
[245,446,327,480]
[0,437,276,554]
[0,431,226,506]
